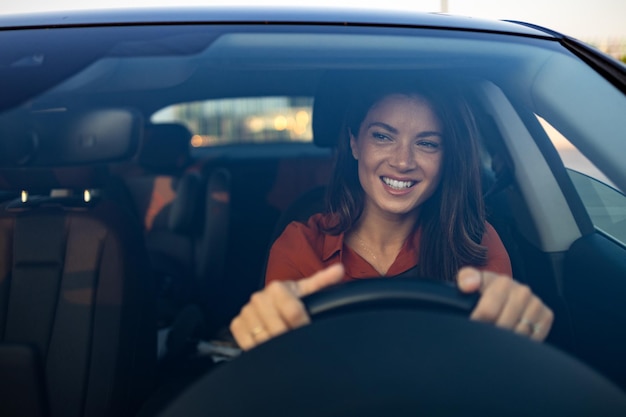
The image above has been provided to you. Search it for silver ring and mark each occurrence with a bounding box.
[519,318,541,334]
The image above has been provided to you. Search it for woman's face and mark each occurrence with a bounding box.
[350,93,443,219]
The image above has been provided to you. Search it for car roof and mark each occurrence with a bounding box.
[0,6,555,38]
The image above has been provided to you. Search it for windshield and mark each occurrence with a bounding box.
[3,17,626,413]
[1,24,624,182]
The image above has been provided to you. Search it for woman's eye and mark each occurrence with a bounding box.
[416,141,441,151]
[372,132,391,142]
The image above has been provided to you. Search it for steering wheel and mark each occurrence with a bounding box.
[158,279,626,417]
[303,277,478,318]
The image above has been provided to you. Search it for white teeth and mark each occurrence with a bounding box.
[382,177,415,190]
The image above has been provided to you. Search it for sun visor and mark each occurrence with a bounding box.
[0,108,142,167]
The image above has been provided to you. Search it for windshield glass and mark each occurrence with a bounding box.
[0,23,624,187]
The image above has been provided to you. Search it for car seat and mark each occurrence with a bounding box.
[0,166,157,417]
[0,107,158,417]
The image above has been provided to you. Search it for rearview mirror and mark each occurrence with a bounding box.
[0,108,142,167]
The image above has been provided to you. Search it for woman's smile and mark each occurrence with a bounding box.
[380,176,417,190]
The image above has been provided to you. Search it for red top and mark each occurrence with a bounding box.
[266,213,512,284]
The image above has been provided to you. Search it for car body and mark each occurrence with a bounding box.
[0,6,625,417]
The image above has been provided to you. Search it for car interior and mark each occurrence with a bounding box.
[0,21,625,416]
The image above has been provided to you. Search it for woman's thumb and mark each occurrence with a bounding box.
[296,264,345,297]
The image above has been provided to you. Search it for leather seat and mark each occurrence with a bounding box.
[0,167,157,417]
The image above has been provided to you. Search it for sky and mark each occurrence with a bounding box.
[0,0,624,41]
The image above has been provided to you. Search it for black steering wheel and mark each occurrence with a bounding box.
[303,277,479,318]
[158,279,626,417]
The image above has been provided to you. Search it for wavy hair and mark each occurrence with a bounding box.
[323,77,487,282]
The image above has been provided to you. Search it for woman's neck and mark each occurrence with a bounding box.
[345,204,418,275]
[354,204,418,247]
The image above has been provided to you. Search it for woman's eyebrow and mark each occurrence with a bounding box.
[417,131,443,139]
[367,122,442,139]
[367,122,398,134]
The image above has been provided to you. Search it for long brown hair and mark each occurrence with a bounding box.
[324,76,487,282]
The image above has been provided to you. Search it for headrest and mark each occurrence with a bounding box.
[139,123,192,175]
[0,166,108,192]
[312,72,354,148]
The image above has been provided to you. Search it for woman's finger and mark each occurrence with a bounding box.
[238,300,273,346]
[456,267,483,293]
[462,268,554,341]
[230,315,256,351]
[248,287,294,339]
[494,283,533,330]
[295,263,345,297]
[468,273,512,322]
[514,296,554,342]
[266,280,311,329]
[234,282,309,350]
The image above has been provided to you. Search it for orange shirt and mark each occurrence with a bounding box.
[266,213,512,284]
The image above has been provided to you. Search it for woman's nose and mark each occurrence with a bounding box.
[389,142,417,171]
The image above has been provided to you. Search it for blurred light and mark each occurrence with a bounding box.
[293,123,306,135]
[21,190,28,203]
[295,110,310,126]
[190,134,220,147]
[294,110,310,135]
[274,115,288,131]
[248,117,264,133]
[84,189,92,203]
[191,134,205,147]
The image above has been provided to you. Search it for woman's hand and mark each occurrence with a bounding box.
[230,264,345,350]
[457,267,554,341]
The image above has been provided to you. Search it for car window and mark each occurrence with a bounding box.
[152,96,314,149]
[536,115,614,186]
[568,171,626,246]
[537,115,626,245]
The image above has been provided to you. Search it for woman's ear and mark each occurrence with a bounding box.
[349,131,359,160]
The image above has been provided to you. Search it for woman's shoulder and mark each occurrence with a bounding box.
[482,221,503,242]
[277,212,335,246]
[266,212,337,283]
[481,221,504,249]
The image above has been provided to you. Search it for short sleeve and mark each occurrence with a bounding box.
[265,224,309,284]
[264,214,332,285]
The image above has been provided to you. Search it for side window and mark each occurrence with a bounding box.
[537,116,626,246]
[568,171,626,245]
